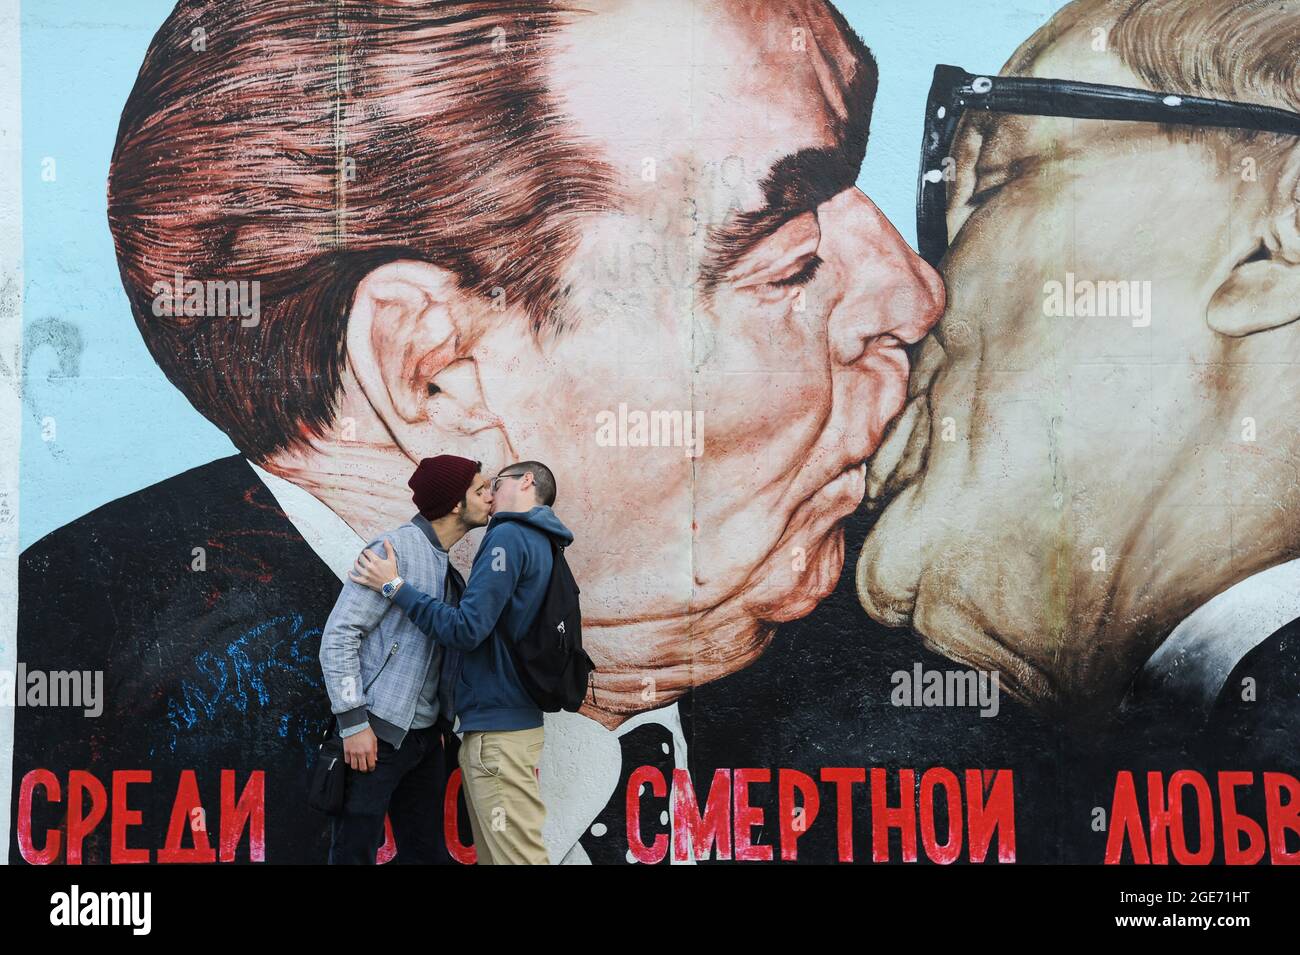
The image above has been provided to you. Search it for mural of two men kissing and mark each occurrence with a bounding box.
[9,0,1300,865]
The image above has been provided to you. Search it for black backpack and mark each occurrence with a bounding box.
[499,537,595,712]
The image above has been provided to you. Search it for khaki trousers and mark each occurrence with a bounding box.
[458,726,550,865]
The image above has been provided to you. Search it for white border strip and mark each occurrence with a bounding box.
[0,0,22,864]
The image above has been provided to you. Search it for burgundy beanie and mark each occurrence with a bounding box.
[408,455,481,519]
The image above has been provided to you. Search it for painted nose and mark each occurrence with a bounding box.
[825,188,945,365]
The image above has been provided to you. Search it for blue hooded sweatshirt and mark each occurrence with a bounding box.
[390,505,574,732]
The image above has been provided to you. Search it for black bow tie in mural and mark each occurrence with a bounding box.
[578,722,676,865]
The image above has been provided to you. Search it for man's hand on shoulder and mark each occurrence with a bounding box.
[349,538,401,594]
[343,725,379,772]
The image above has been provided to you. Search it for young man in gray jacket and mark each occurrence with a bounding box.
[351,460,571,865]
[319,454,491,864]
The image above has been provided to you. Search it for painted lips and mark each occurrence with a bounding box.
[865,336,947,505]
[815,461,868,508]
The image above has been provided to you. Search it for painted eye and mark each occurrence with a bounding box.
[728,211,822,299]
[766,256,823,288]
[967,178,1009,208]
[965,157,1030,209]
[749,256,823,306]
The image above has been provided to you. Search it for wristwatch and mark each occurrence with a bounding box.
[381,576,404,600]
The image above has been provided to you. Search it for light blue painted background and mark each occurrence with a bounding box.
[18,0,1060,549]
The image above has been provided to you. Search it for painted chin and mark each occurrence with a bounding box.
[747,462,867,624]
[740,344,908,622]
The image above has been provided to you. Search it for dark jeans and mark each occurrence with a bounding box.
[328,721,459,864]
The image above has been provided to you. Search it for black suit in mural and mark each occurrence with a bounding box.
[9,454,341,864]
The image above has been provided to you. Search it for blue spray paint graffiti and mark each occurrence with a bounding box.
[165,613,325,761]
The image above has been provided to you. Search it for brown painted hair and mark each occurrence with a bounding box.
[108,0,618,461]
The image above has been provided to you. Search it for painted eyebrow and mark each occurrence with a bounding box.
[698,145,860,294]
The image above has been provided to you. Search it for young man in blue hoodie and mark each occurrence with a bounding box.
[350,460,572,865]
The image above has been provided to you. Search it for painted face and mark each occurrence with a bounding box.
[443,0,943,716]
[858,25,1300,716]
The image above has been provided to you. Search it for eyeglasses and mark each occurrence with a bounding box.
[491,472,522,493]
[918,64,1300,270]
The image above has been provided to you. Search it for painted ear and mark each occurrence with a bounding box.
[346,260,465,423]
[1207,146,1300,337]
[346,260,513,461]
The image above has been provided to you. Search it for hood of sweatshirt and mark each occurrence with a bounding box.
[487,504,575,546]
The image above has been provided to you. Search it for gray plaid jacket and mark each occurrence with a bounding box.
[318,516,448,749]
